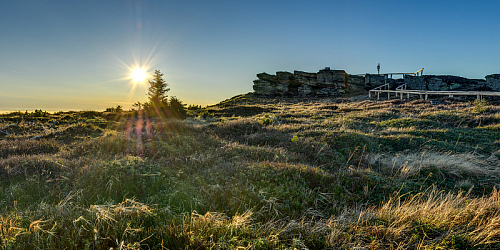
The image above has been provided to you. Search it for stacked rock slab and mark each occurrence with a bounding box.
[253,68,368,97]
[404,75,487,91]
[365,74,398,89]
[486,74,500,91]
[252,73,284,96]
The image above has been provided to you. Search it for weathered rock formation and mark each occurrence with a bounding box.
[253,68,369,97]
[253,68,500,97]
[486,74,500,91]
[404,75,487,91]
[365,74,400,89]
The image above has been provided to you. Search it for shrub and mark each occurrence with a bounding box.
[31,109,48,117]
[472,99,489,113]
[187,104,202,110]
[105,105,123,113]
[168,96,187,119]
[80,110,101,118]
[198,109,215,119]
[262,114,273,125]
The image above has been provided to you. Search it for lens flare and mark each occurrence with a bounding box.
[106,37,165,109]
[131,68,148,82]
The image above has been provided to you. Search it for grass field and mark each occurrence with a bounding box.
[1,93,500,249]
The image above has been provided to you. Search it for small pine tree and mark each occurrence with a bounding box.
[147,70,170,108]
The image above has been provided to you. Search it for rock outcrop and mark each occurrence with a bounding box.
[253,68,368,97]
[365,74,399,89]
[486,74,500,91]
[253,68,500,97]
[404,75,487,91]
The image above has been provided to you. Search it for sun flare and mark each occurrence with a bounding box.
[131,68,148,82]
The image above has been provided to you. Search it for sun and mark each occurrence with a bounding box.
[131,68,148,82]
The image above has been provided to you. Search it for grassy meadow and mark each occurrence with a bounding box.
[1,94,500,249]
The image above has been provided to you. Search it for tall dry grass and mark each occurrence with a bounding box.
[369,151,500,179]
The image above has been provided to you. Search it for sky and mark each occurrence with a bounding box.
[1,0,500,111]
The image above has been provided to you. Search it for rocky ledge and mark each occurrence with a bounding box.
[253,68,366,97]
[253,68,500,97]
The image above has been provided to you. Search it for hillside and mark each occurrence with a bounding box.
[1,94,500,249]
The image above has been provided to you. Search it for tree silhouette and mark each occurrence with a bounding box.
[132,101,142,111]
[168,96,187,119]
[147,70,170,108]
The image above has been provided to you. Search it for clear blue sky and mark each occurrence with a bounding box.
[1,0,500,111]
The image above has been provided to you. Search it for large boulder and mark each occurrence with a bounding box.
[294,70,317,78]
[317,69,347,88]
[486,74,500,91]
[256,73,279,82]
[298,85,313,96]
[365,74,386,89]
[316,87,344,97]
[253,68,353,96]
[348,75,365,89]
[294,70,318,86]
[276,71,294,79]
[252,79,275,95]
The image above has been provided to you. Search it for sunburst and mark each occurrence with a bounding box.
[131,67,148,83]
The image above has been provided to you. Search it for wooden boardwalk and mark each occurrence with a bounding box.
[369,83,500,101]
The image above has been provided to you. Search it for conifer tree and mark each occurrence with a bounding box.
[147,70,170,108]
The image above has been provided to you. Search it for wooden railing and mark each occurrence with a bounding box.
[370,87,500,101]
[413,68,424,76]
[395,83,407,98]
[383,68,425,79]
[368,82,390,99]
[368,68,500,101]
